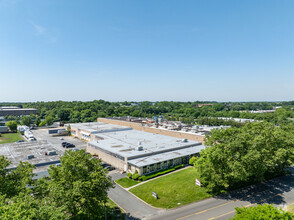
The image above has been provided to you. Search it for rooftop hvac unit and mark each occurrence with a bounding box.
[182,138,188,143]
[137,146,144,151]
[27,155,34,160]
[48,151,57,156]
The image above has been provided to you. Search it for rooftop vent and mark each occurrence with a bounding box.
[27,155,34,160]
[182,138,188,143]
[137,146,143,151]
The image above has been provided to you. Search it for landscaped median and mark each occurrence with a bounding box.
[129,167,211,209]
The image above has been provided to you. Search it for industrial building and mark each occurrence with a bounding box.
[97,117,230,143]
[0,106,37,117]
[87,129,205,175]
[0,140,62,170]
[68,122,132,141]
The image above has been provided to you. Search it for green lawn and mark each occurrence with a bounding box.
[115,177,139,188]
[129,167,211,209]
[287,204,294,214]
[0,133,23,144]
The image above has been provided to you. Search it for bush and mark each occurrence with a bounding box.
[139,164,184,181]
[189,157,197,165]
[127,173,132,179]
[132,173,140,180]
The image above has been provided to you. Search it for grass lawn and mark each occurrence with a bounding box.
[129,167,211,209]
[0,133,23,144]
[287,204,294,214]
[115,177,139,188]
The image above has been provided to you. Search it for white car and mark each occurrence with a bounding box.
[60,138,64,140]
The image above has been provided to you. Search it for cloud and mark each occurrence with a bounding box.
[29,21,57,43]
[30,21,45,35]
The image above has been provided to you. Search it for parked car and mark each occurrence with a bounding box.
[60,137,64,140]
[61,142,68,147]
[104,166,115,171]
[65,143,75,148]
[16,140,24,143]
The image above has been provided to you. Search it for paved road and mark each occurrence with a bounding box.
[108,172,294,220]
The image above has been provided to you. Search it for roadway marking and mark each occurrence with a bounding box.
[176,200,237,220]
[207,193,281,220]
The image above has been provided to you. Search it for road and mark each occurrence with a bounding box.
[108,172,294,220]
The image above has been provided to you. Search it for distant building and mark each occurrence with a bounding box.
[198,104,214,107]
[0,106,37,117]
[0,126,8,133]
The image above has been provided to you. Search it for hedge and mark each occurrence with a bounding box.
[139,164,184,181]
[127,173,132,179]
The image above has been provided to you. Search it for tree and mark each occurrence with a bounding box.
[36,150,113,219]
[0,156,35,198]
[194,122,294,194]
[44,116,54,126]
[231,204,294,219]
[21,116,32,126]
[5,121,18,132]
[57,109,70,121]
[66,125,71,135]
[35,117,41,127]
[0,193,66,220]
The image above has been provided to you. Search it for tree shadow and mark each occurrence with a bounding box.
[215,174,294,205]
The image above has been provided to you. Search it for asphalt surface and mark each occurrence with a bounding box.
[30,128,87,152]
[108,171,294,220]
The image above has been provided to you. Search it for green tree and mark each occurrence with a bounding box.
[194,122,294,194]
[45,116,54,126]
[0,193,66,220]
[21,116,32,126]
[0,156,35,198]
[5,121,18,132]
[66,125,71,135]
[35,117,41,127]
[57,109,70,121]
[36,150,113,219]
[231,204,294,219]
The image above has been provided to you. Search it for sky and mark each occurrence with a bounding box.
[0,0,294,102]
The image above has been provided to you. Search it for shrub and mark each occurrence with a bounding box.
[127,173,132,179]
[132,173,140,180]
[139,164,184,181]
[189,156,197,165]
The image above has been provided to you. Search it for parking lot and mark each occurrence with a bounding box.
[30,128,87,152]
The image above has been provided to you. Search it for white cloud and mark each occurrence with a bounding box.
[30,21,45,35]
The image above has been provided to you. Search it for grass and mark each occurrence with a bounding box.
[287,204,294,214]
[0,133,23,144]
[129,167,211,209]
[115,177,139,188]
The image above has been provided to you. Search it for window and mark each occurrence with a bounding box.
[157,163,161,170]
[150,164,155,172]
[143,166,147,174]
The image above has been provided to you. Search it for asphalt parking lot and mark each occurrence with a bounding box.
[30,128,87,152]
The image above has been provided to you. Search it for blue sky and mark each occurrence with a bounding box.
[0,0,293,102]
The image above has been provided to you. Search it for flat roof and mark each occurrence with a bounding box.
[69,122,132,134]
[128,144,206,167]
[0,140,62,169]
[0,108,37,111]
[89,129,202,159]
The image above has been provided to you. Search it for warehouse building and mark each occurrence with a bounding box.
[0,106,37,117]
[87,129,205,175]
[69,122,132,141]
